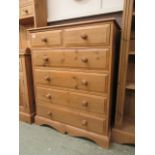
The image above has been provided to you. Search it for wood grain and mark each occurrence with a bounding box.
[34,69,109,93]
[32,48,110,70]
[36,87,108,115]
[36,104,107,134]
[64,24,111,47]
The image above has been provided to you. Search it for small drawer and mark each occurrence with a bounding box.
[36,104,107,134]
[64,23,111,47]
[34,69,109,93]
[20,5,33,18]
[36,87,108,115]
[30,30,62,47]
[32,48,110,70]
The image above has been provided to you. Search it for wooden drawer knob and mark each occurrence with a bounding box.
[81,57,88,63]
[47,112,52,116]
[81,120,87,126]
[82,100,88,107]
[42,38,48,43]
[81,34,88,40]
[46,94,52,99]
[24,10,28,14]
[43,56,49,62]
[81,79,88,86]
[44,76,51,81]
[74,84,78,89]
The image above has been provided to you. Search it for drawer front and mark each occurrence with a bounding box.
[34,69,109,93]
[20,5,33,18]
[36,87,108,115]
[30,31,62,47]
[64,24,111,47]
[37,104,106,134]
[33,48,110,70]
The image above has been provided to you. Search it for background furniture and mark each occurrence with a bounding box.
[47,0,124,22]
[19,50,34,123]
[19,0,47,123]
[19,0,47,27]
[29,18,120,148]
[112,0,135,144]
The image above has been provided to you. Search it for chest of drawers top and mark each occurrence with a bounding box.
[28,18,120,49]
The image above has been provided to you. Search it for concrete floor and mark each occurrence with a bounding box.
[20,122,135,155]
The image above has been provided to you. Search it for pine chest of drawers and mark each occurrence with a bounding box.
[29,19,120,148]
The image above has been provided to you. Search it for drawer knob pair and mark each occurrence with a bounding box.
[42,38,48,43]
[81,57,88,63]
[82,100,88,107]
[44,76,51,81]
[81,120,87,126]
[81,34,88,40]
[46,94,52,99]
[81,79,88,86]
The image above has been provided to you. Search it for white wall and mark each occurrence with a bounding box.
[47,0,124,22]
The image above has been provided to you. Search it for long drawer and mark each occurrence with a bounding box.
[36,104,106,134]
[64,23,111,47]
[34,69,109,93]
[32,48,110,70]
[30,30,62,47]
[36,87,108,115]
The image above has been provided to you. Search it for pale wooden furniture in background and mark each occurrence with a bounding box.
[28,18,120,148]
[19,0,47,123]
[112,0,135,144]
[19,50,34,123]
[19,0,47,27]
